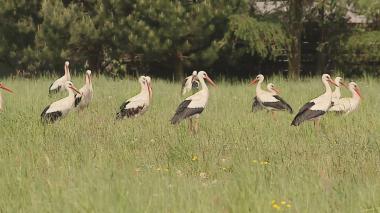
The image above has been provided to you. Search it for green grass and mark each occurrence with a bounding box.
[0,75,379,212]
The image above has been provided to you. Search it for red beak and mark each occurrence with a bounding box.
[69,86,81,94]
[205,76,216,87]
[250,79,259,86]
[354,87,362,99]
[272,87,280,94]
[0,84,13,93]
[328,79,338,87]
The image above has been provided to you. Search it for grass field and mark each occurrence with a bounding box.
[0,75,379,212]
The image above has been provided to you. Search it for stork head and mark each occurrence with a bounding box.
[322,74,337,86]
[250,74,264,85]
[65,61,69,67]
[65,81,80,94]
[348,82,361,98]
[0,83,13,93]
[267,83,280,94]
[192,71,197,76]
[334,77,347,88]
[197,71,216,87]
[85,70,92,84]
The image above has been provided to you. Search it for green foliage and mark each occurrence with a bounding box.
[0,0,41,72]
[336,31,380,75]
[221,14,288,59]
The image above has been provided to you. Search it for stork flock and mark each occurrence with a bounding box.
[0,61,362,133]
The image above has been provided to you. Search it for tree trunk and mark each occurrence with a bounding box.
[316,3,327,75]
[174,51,185,80]
[288,0,303,80]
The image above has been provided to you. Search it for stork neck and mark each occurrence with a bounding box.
[140,83,149,95]
[199,77,208,91]
[86,75,91,86]
[65,87,75,97]
[323,80,332,95]
[333,86,340,96]
[256,80,264,94]
[65,66,70,80]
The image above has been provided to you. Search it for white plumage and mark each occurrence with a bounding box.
[116,76,152,119]
[75,70,93,110]
[0,83,13,112]
[181,71,199,96]
[331,76,345,104]
[329,82,361,114]
[291,74,337,126]
[49,61,71,94]
[41,81,81,123]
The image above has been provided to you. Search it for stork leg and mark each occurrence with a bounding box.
[314,119,321,131]
[271,111,277,120]
[193,118,199,134]
[188,118,193,132]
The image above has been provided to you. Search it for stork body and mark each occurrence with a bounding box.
[251,75,293,115]
[331,77,346,105]
[291,74,337,127]
[181,71,200,96]
[0,83,13,112]
[252,83,280,112]
[116,76,152,119]
[171,71,216,133]
[329,82,361,114]
[49,61,71,94]
[41,81,81,123]
[75,70,93,110]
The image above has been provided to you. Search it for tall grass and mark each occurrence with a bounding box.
[0,75,379,212]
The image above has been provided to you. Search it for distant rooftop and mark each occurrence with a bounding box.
[254,1,368,24]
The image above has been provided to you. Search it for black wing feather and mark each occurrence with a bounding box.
[116,101,145,119]
[252,96,263,112]
[74,94,82,107]
[272,95,293,113]
[170,100,203,124]
[41,105,63,123]
[48,84,61,95]
[291,102,325,126]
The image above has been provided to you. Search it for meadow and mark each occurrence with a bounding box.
[0,75,379,212]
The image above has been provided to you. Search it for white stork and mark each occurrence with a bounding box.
[250,74,293,116]
[171,71,216,133]
[329,81,361,114]
[252,83,280,112]
[75,70,93,110]
[181,71,200,96]
[116,76,152,119]
[331,76,347,105]
[41,81,81,123]
[0,83,13,112]
[291,74,338,128]
[49,61,71,94]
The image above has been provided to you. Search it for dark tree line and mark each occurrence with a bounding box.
[0,0,379,79]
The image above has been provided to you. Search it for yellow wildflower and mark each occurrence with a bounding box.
[252,160,258,163]
[281,201,286,205]
[192,155,198,161]
[272,204,281,210]
[271,200,276,204]
[286,204,291,208]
